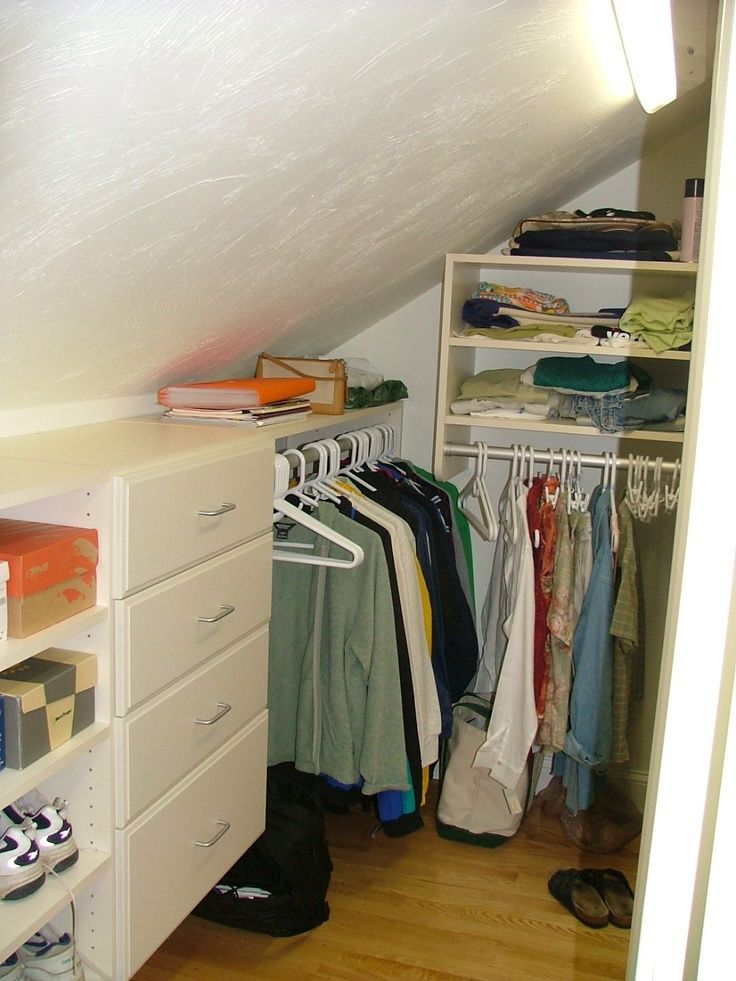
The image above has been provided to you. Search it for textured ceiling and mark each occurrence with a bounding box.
[0,0,712,415]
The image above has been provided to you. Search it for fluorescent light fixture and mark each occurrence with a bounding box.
[611,0,678,113]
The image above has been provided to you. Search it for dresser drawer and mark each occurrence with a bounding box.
[116,626,268,825]
[114,442,273,595]
[118,712,267,978]
[115,534,272,713]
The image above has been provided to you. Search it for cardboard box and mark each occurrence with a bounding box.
[0,649,97,769]
[0,520,98,638]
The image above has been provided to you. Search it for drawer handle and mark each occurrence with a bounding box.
[198,502,237,517]
[197,604,235,623]
[195,820,231,849]
[195,702,232,726]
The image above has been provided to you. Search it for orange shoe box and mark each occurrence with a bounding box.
[0,520,99,638]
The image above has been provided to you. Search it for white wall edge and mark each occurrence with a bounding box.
[0,394,159,438]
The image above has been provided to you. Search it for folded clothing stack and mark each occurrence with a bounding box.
[506,208,681,261]
[451,358,686,435]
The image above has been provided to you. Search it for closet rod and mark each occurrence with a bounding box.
[443,442,680,474]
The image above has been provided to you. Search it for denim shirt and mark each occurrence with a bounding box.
[562,486,615,813]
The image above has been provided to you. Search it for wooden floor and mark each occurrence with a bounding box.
[133,786,639,981]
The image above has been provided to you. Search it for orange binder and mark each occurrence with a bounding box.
[157,377,316,409]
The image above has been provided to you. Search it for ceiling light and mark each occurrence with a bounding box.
[611,0,678,113]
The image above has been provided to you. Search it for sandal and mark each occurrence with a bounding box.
[582,868,634,929]
[548,868,609,928]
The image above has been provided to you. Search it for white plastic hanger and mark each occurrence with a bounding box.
[272,495,364,568]
[300,440,342,504]
[336,431,377,491]
[544,447,560,509]
[605,451,620,556]
[664,458,681,513]
[458,441,498,542]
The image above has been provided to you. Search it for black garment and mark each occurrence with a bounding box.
[510,248,674,262]
[355,466,479,710]
[515,227,679,252]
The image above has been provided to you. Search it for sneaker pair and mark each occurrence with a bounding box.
[1,925,85,981]
[0,792,78,901]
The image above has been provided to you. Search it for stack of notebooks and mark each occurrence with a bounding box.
[158,377,315,426]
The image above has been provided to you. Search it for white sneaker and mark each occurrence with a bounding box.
[0,812,46,901]
[21,926,84,981]
[11,793,79,874]
[0,952,24,981]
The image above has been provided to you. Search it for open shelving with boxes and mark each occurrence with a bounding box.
[0,462,113,979]
[433,253,697,480]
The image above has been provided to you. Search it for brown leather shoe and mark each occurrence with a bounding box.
[560,807,641,854]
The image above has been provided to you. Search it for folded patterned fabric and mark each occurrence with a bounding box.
[619,293,695,353]
[510,209,680,241]
[473,281,570,315]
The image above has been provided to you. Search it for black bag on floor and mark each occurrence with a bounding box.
[193,764,333,937]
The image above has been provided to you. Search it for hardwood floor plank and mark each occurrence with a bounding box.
[133,783,639,980]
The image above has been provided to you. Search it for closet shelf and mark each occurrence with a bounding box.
[449,336,691,361]
[447,253,698,275]
[0,722,110,809]
[433,252,696,478]
[0,605,108,674]
[443,414,685,443]
[0,848,112,964]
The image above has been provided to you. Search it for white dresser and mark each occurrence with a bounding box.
[0,421,274,979]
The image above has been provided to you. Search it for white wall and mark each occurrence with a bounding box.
[328,284,441,471]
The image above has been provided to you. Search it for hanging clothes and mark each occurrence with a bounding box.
[537,495,574,752]
[473,482,537,789]
[609,504,641,764]
[562,486,615,814]
[268,501,410,795]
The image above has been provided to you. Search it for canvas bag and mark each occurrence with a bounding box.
[436,693,530,847]
[256,353,347,414]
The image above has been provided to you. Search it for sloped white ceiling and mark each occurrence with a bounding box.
[0,0,711,419]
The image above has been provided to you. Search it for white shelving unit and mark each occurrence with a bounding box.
[0,464,114,979]
[433,253,697,479]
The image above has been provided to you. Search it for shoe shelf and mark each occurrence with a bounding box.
[0,847,112,963]
[0,722,110,811]
[0,462,113,975]
[0,606,108,674]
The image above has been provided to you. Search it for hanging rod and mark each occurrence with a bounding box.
[444,442,680,474]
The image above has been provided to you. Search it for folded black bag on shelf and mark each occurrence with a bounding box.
[192,763,333,937]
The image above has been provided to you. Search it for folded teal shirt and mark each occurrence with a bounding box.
[531,355,649,394]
